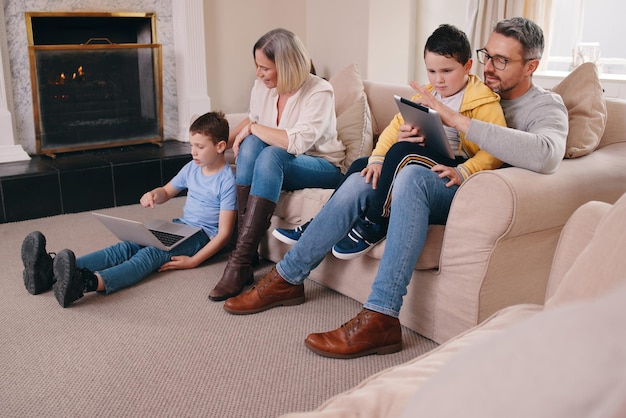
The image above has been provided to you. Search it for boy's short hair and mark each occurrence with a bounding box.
[189,111,229,144]
[424,24,472,65]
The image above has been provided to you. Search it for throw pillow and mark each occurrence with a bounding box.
[329,64,373,171]
[552,62,607,158]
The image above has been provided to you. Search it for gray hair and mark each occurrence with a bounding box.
[494,17,544,60]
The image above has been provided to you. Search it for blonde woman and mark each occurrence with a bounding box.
[210,28,345,301]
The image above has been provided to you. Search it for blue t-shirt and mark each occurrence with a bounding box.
[170,161,236,238]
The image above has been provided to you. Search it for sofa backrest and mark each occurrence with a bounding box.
[544,191,626,308]
[363,80,414,136]
[598,98,626,149]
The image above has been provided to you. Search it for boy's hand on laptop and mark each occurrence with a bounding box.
[140,191,158,208]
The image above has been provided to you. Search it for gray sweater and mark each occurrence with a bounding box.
[466,85,568,174]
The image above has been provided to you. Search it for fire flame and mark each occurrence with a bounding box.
[55,66,84,85]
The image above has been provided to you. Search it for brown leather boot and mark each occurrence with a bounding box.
[224,266,304,314]
[304,309,402,359]
[209,195,276,301]
[231,185,260,265]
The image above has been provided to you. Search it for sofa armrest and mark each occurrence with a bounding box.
[598,98,626,148]
[438,143,626,325]
[544,200,612,300]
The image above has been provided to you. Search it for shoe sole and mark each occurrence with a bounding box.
[21,232,50,295]
[305,341,402,359]
[224,295,305,315]
[52,250,79,308]
[208,276,254,302]
[271,229,298,245]
[331,243,377,260]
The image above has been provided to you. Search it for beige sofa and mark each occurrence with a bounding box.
[258,66,626,344]
[280,191,626,418]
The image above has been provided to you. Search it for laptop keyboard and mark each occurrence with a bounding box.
[149,229,185,247]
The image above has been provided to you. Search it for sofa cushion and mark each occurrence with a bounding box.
[397,282,626,418]
[279,304,542,418]
[329,64,373,171]
[367,225,444,270]
[552,62,607,158]
[273,188,333,225]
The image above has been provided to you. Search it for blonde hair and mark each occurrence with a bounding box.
[253,28,311,94]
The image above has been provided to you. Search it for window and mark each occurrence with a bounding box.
[547,0,626,75]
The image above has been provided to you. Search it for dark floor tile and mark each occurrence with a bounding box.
[0,157,56,178]
[113,160,162,206]
[162,154,192,182]
[2,172,62,222]
[92,143,163,165]
[61,167,115,213]
[0,186,5,223]
[0,140,191,221]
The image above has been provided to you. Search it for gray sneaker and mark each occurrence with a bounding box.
[21,231,55,295]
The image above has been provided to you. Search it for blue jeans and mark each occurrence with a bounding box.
[277,164,458,317]
[77,228,209,294]
[236,135,344,203]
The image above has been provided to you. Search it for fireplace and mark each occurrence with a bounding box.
[26,12,163,157]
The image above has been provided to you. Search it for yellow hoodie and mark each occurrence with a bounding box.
[368,74,507,181]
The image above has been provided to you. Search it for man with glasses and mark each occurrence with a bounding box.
[223,17,568,359]
[412,17,567,174]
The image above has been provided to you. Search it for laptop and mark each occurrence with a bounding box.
[394,95,455,159]
[92,212,202,251]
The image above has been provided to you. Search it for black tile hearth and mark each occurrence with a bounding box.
[0,140,192,223]
[113,159,162,206]
[3,169,62,222]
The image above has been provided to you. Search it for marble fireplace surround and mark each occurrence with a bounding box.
[0,0,210,163]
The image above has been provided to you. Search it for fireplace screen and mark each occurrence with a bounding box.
[26,13,163,156]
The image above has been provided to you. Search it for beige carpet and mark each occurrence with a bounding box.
[0,198,437,417]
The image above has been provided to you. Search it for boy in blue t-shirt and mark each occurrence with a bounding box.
[21,111,237,307]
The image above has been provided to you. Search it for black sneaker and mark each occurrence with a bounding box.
[21,231,55,295]
[52,249,87,308]
[272,219,311,245]
[332,217,386,260]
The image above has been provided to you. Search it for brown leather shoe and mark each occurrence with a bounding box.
[223,266,304,315]
[304,309,402,359]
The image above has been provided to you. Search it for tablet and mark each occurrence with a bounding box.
[394,95,455,159]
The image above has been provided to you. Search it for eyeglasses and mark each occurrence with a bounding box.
[476,48,535,70]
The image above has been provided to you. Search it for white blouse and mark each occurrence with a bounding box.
[248,74,345,168]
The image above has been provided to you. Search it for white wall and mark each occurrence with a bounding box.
[304,0,370,81]
[204,0,307,115]
[204,0,466,114]
[413,1,466,84]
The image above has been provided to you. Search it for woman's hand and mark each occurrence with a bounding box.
[232,121,255,158]
[158,255,198,272]
[360,164,382,189]
[432,164,462,187]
